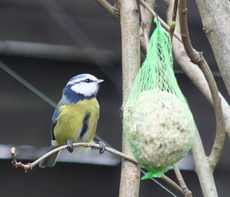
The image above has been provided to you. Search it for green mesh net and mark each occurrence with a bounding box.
[123,18,196,180]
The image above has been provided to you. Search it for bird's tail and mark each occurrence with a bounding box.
[39,145,61,168]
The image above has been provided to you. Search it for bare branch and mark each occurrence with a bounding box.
[138,0,155,57]
[178,0,225,171]
[95,0,120,23]
[11,143,138,172]
[94,0,148,57]
[140,4,149,50]
[11,143,184,195]
[139,0,182,42]
[161,174,184,194]
[97,0,180,57]
[169,5,192,194]
[164,0,230,141]
[144,0,155,35]
[164,0,227,196]
[171,0,178,22]
[169,0,178,40]
[191,129,218,197]
[173,165,193,197]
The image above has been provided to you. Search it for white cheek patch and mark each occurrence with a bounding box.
[71,82,98,97]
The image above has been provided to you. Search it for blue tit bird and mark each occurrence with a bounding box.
[39,73,104,168]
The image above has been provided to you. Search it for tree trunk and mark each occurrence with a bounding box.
[195,0,230,96]
[119,0,141,197]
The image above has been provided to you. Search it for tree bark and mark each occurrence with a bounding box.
[195,0,230,96]
[119,0,141,197]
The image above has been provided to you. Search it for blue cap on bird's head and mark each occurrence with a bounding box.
[62,73,103,103]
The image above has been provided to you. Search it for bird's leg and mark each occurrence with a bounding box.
[66,140,74,153]
[95,141,106,154]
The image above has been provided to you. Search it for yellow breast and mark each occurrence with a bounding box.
[53,98,100,146]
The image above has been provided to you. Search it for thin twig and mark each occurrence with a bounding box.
[168,6,192,195]
[95,0,150,58]
[171,0,178,22]
[140,4,149,50]
[139,0,182,42]
[11,147,33,173]
[11,142,184,195]
[10,142,138,172]
[95,0,120,23]
[178,0,225,171]
[94,0,182,58]
[169,0,178,40]
[173,165,193,197]
[140,38,147,58]
[143,0,155,35]
[161,174,184,194]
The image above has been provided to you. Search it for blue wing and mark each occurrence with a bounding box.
[40,97,72,168]
[51,110,59,140]
[50,98,67,140]
[39,107,61,168]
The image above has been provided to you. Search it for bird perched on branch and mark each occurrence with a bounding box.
[39,73,104,168]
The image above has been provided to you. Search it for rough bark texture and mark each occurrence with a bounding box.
[195,0,230,96]
[119,0,141,197]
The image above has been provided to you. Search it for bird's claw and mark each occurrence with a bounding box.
[96,141,106,154]
[66,140,74,153]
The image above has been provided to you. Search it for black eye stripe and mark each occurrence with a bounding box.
[69,78,94,85]
[85,78,93,83]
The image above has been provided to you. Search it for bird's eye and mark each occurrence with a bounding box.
[85,78,92,83]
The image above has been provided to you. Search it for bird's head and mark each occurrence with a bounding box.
[62,74,103,103]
